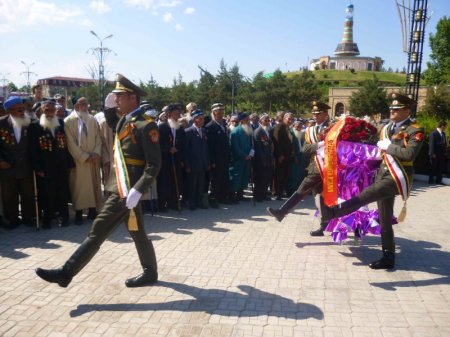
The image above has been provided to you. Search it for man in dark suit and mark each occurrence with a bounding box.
[252,114,273,201]
[321,93,424,269]
[184,109,210,210]
[267,101,330,237]
[205,103,230,207]
[157,103,185,211]
[36,73,161,288]
[271,112,295,200]
[428,120,447,185]
[29,99,73,228]
[0,96,34,229]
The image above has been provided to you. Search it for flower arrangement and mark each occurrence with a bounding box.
[337,117,378,144]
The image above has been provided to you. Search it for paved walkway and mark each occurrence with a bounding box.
[1,181,449,337]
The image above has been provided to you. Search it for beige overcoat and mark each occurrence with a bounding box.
[64,111,102,210]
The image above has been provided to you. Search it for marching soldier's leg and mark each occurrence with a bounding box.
[36,194,129,287]
[125,204,158,288]
[266,171,321,222]
[369,197,395,270]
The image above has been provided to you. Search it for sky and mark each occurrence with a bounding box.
[0,0,449,89]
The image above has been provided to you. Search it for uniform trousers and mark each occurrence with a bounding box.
[329,169,399,252]
[62,193,157,277]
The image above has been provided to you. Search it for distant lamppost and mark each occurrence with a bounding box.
[20,61,36,94]
[0,73,10,99]
[89,31,113,110]
[230,78,235,114]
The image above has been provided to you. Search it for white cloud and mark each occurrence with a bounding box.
[0,0,82,33]
[124,0,181,11]
[175,23,182,31]
[89,0,111,14]
[163,12,173,23]
[184,7,194,14]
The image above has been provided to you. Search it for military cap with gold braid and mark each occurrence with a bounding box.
[388,93,415,110]
[310,100,331,114]
[112,73,147,97]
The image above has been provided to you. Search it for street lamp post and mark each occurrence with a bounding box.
[20,61,36,94]
[231,78,235,115]
[90,31,113,111]
[0,73,10,100]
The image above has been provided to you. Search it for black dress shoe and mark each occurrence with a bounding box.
[125,269,158,288]
[266,207,284,222]
[87,208,97,220]
[75,210,83,225]
[35,268,72,287]
[310,228,324,237]
[369,251,395,270]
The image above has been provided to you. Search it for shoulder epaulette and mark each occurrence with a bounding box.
[410,123,422,128]
[142,115,154,122]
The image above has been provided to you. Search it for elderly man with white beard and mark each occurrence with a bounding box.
[64,97,102,225]
[229,112,254,202]
[157,103,185,212]
[29,99,73,228]
[0,96,34,229]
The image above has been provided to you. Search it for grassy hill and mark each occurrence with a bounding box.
[287,69,406,86]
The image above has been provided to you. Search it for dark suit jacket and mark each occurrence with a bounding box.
[0,115,32,179]
[429,129,447,157]
[253,126,273,168]
[28,120,74,176]
[184,126,209,173]
[271,123,294,161]
[158,122,185,167]
[205,120,230,166]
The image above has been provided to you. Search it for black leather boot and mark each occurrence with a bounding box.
[35,268,72,287]
[310,221,328,237]
[35,237,100,287]
[266,192,305,222]
[125,268,158,288]
[369,250,395,270]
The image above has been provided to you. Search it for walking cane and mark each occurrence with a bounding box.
[33,171,40,231]
[171,154,181,213]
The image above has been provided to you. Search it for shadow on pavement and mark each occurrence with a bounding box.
[69,281,324,320]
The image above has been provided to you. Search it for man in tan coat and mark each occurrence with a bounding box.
[64,97,102,224]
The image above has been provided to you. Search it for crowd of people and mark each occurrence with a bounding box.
[0,82,334,231]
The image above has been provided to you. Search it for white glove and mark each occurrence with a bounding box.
[377,139,391,151]
[317,140,325,150]
[105,93,117,109]
[249,149,255,157]
[126,187,142,209]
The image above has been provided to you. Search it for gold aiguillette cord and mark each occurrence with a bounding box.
[128,208,139,231]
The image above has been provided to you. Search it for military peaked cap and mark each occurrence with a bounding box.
[388,93,415,109]
[112,73,147,97]
[310,101,331,114]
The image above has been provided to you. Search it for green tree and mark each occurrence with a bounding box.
[423,16,450,85]
[142,75,170,111]
[286,70,322,115]
[420,83,450,120]
[195,66,216,112]
[169,73,196,107]
[349,76,389,117]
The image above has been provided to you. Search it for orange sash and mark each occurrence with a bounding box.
[322,117,347,207]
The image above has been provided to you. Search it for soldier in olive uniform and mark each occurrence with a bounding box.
[321,93,424,269]
[267,101,331,236]
[36,74,161,287]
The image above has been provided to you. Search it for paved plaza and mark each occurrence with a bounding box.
[0,181,449,337]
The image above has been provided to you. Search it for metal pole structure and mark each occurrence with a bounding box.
[20,61,36,94]
[395,0,428,117]
[90,31,113,111]
[0,73,10,100]
[231,78,235,114]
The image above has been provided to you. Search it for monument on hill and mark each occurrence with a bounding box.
[309,3,383,72]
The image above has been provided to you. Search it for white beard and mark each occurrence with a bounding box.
[75,110,89,122]
[241,124,253,136]
[293,129,302,140]
[261,125,270,133]
[228,124,236,132]
[39,114,60,133]
[168,118,180,130]
[10,115,31,128]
